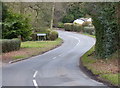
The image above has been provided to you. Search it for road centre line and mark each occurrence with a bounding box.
[69,35,80,47]
[58,36,80,57]
[52,57,56,59]
[33,71,38,78]
[33,79,39,88]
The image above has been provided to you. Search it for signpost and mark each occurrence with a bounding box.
[36,33,46,41]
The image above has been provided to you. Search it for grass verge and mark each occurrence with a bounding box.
[80,32,96,38]
[2,38,63,63]
[81,46,119,86]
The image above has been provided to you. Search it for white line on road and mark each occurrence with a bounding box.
[33,71,38,78]
[70,36,80,47]
[33,79,39,88]
[59,54,63,57]
[52,57,56,59]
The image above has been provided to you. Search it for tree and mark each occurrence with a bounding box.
[50,2,55,29]
[2,5,32,40]
[62,2,85,23]
[5,2,53,32]
[84,2,119,58]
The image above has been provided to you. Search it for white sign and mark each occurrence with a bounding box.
[37,33,46,36]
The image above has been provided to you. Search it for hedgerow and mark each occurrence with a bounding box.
[85,2,119,58]
[64,23,83,32]
[1,39,21,53]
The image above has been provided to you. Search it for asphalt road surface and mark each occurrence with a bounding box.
[2,30,105,87]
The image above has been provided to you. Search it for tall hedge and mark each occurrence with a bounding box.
[85,3,119,58]
[64,23,83,32]
[1,39,21,53]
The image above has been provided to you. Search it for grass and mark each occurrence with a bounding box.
[100,73,120,85]
[81,46,119,86]
[80,33,96,38]
[13,55,26,59]
[2,38,63,63]
[82,47,96,65]
[21,38,62,48]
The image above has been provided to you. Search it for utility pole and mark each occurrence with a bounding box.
[50,2,55,29]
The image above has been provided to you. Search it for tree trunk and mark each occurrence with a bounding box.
[50,3,55,29]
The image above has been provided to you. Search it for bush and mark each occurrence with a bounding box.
[83,26,95,35]
[64,23,73,31]
[64,23,83,32]
[57,22,64,28]
[73,24,83,32]
[49,31,58,40]
[1,39,21,53]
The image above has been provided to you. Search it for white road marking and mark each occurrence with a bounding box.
[52,57,56,59]
[33,79,39,88]
[58,36,80,58]
[59,54,63,57]
[33,71,38,78]
[70,36,80,47]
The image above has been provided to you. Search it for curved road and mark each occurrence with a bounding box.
[2,30,105,86]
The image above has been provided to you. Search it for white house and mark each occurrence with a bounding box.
[73,18,92,25]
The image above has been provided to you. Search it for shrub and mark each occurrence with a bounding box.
[64,23,73,31]
[1,39,21,53]
[83,26,95,35]
[49,31,58,40]
[57,22,64,28]
[64,23,83,32]
[73,24,83,32]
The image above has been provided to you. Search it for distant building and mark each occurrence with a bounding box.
[73,18,92,25]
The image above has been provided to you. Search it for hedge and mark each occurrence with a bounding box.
[64,23,73,31]
[73,24,83,32]
[88,3,119,58]
[64,23,83,32]
[1,39,21,53]
[83,26,95,35]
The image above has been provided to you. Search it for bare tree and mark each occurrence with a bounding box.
[50,2,55,29]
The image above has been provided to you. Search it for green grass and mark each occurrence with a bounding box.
[81,46,119,86]
[100,73,120,85]
[10,38,63,61]
[13,55,26,59]
[82,46,96,65]
[21,38,62,48]
[80,33,96,38]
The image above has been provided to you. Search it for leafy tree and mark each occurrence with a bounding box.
[62,3,85,23]
[84,2,119,58]
[62,14,74,23]
[2,5,32,40]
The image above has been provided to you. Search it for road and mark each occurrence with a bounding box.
[2,30,105,87]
